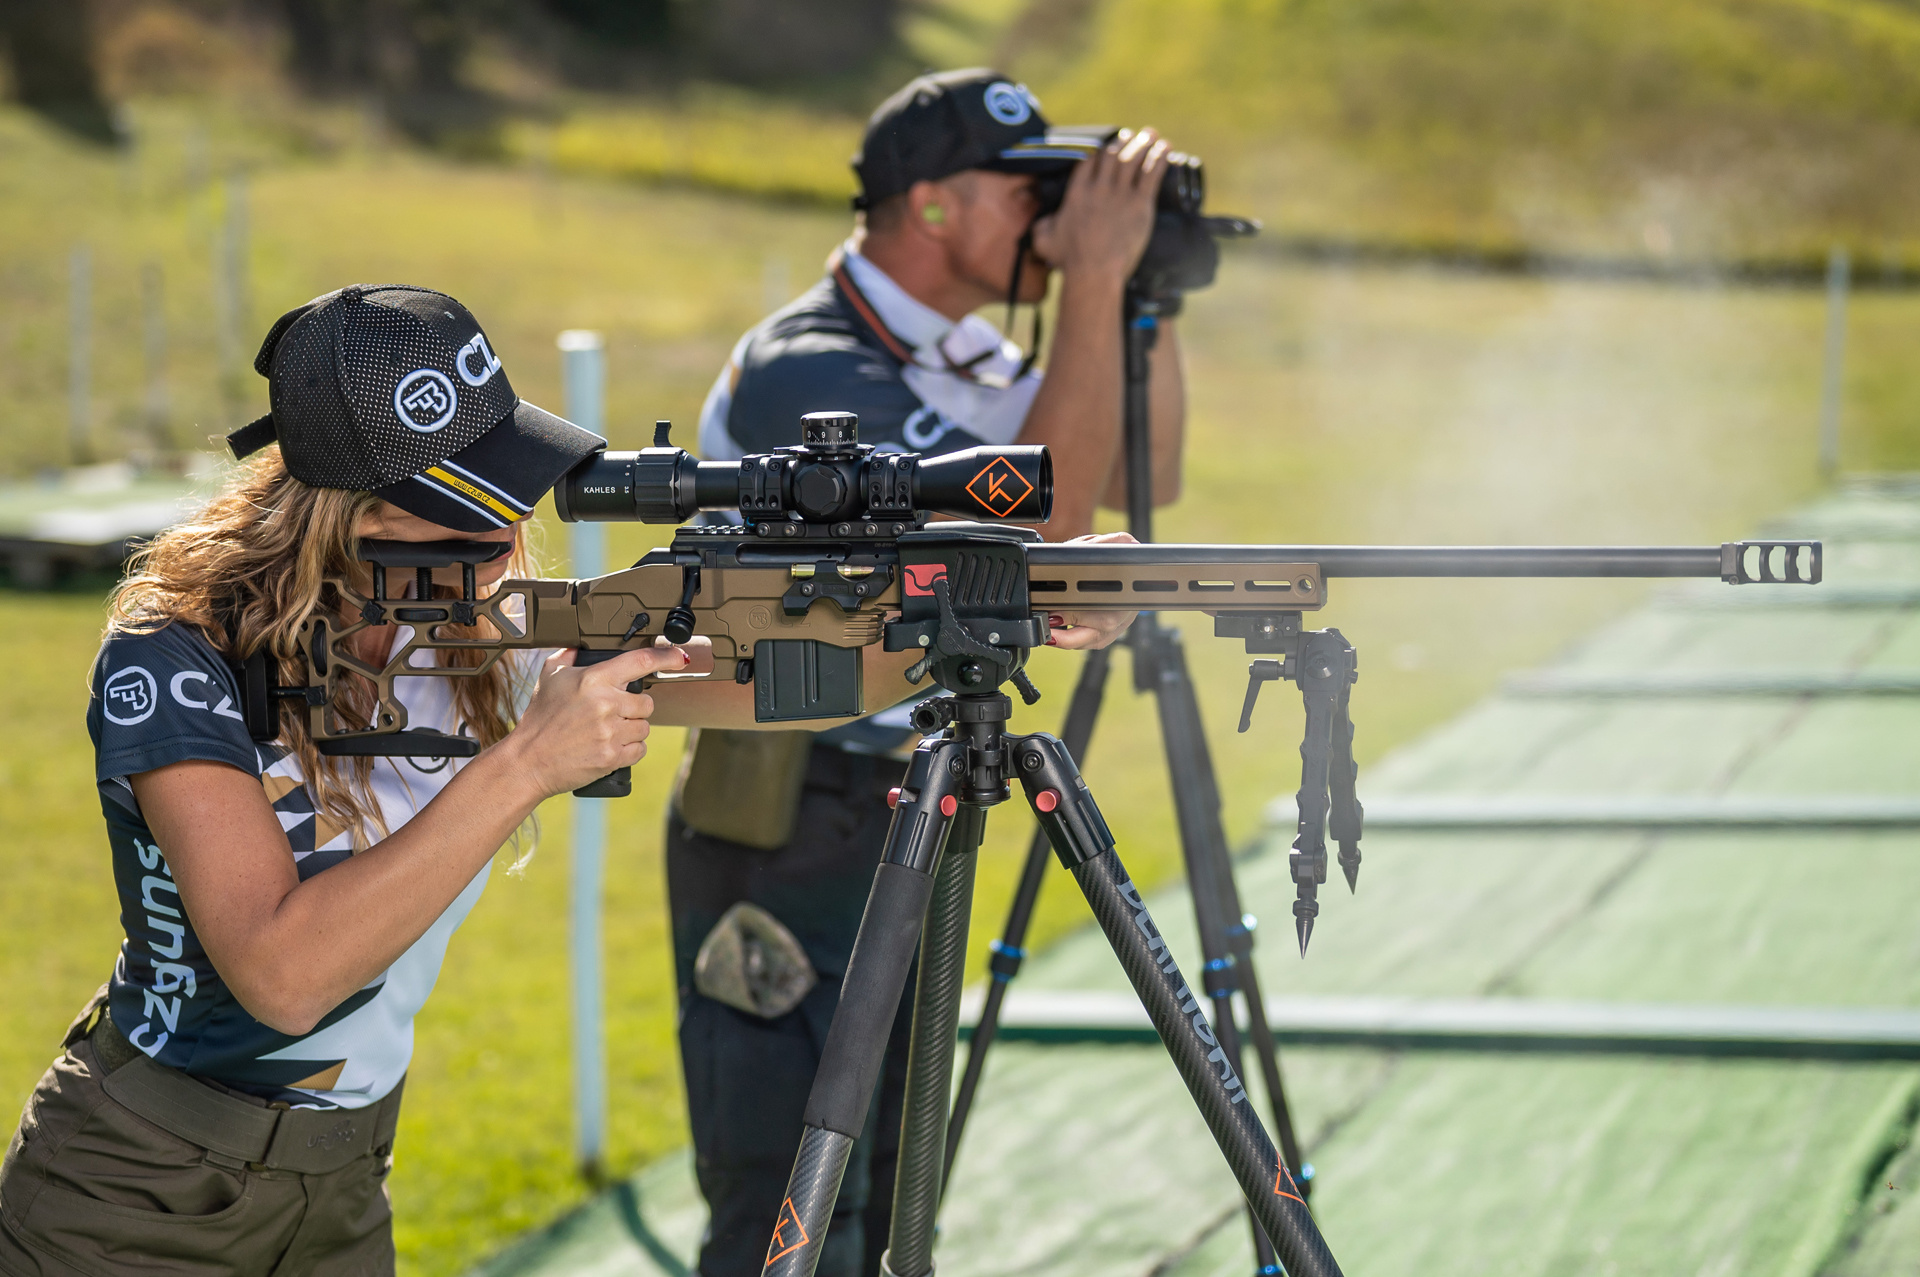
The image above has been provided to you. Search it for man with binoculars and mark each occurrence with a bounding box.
[673,68,1188,1277]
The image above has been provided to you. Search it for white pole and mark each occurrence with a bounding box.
[69,246,92,463]
[558,329,608,1183]
[142,262,169,451]
[214,173,250,425]
[1819,245,1850,480]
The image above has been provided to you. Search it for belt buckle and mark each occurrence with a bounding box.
[265,1108,371,1174]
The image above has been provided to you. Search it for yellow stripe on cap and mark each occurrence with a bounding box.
[425,466,521,521]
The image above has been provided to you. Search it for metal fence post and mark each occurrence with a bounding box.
[558,329,609,1184]
[69,246,91,463]
[1819,245,1850,480]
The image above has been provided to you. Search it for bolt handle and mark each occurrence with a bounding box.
[663,565,702,645]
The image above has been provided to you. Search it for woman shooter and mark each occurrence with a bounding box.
[0,284,1130,1277]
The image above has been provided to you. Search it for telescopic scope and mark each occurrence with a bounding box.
[554,411,1052,529]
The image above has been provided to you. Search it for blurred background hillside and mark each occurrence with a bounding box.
[2,2,1917,1274]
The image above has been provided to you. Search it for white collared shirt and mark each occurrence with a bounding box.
[698,241,1042,462]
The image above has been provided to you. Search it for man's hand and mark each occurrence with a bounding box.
[1030,128,1171,287]
[1046,532,1141,649]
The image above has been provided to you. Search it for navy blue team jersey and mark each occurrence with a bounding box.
[89,622,490,1109]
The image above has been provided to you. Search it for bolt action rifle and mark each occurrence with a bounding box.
[245,409,1822,960]
[239,410,1818,1276]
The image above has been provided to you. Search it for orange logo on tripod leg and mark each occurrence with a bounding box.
[767,1198,811,1264]
[965,457,1035,519]
[1274,1165,1305,1205]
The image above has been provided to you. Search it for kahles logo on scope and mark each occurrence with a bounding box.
[104,666,158,725]
[394,369,458,433]
[966,457,1034,518]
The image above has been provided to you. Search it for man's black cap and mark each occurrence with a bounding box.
[228,285,604,533]
[853,68,1100,208]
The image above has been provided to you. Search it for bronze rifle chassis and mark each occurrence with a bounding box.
[269,525,1819,1277]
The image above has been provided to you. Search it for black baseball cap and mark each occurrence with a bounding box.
[852,68,1105,209]
[227,285,605,532]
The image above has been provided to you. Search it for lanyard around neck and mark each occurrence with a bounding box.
[830,248,1038,389]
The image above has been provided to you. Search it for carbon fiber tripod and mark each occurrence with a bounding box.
[758,294,1348,1277]
[758,664,1340,1277]
[940,291,1321,1275]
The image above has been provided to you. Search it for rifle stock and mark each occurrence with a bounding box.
[297,532,1820,754]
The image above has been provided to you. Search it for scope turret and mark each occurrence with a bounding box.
[554,412,1052,531]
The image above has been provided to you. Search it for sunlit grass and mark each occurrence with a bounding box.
[2,97,1917,1277]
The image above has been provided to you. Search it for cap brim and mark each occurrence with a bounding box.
[377,399,605,533]
[983,127,1114,173]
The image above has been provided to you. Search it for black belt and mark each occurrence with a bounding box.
[801,741,908,795]
[88,1012,402,1176]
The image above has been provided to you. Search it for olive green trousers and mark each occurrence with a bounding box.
[0,999,399,1277]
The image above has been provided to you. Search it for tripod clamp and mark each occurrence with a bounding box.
[1221,612,1367,955]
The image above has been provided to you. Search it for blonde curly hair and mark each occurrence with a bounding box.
[109,448,537,846]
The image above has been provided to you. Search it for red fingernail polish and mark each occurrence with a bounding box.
[1045,633,1058,646]
[1048,614,1066,628]
[681,651,691,665]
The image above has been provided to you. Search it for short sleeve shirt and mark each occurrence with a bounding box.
[697,243,1042,461]
[90,622,497,1109]
[695,244,1044,752]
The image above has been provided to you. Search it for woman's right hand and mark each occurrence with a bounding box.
[502,644,691,798]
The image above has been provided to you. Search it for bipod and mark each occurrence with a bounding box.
[761,683,1342,1277]
[1236,622,1364,955]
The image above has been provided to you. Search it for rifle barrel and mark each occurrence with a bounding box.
[1026,543,1806,580]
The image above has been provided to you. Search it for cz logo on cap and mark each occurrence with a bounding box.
[983,82,1036,126]
[394,369,458,433]
[456,333,503,387]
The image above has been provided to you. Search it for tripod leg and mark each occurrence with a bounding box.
[762,739,966,1277]
[944,645,1112,1188]
[1012,732,1344,1277]
[1140,619,1298,1270]
[882,804,984,1277]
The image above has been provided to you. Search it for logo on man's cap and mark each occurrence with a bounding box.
[983,82,1036,126]
[394,369,458,433]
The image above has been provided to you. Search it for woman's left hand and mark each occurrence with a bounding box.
[1047,532,1140,650]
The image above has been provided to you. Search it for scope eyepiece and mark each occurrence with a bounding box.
[555,413,1052,530]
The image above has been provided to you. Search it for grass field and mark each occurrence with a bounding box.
[2,90,1918,1274]
[500,0,1920,271]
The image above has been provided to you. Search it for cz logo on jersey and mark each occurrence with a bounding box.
[104,667,158,725]
[394,369,458,432]
[966,457,1034,518]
